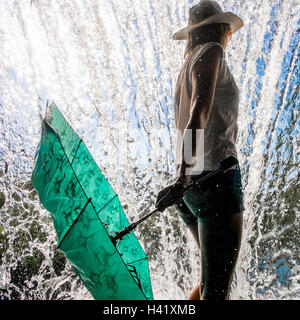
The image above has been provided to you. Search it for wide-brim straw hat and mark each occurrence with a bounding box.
[173,0,244,40]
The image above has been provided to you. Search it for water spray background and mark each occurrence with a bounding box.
[0,0,299,300]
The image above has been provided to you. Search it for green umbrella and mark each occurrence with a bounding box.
[31,102,153,300]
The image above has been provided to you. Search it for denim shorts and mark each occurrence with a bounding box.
[176,167,245,226]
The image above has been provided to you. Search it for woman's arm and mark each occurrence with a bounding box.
[177,44,223,186]
[155,45,223,212]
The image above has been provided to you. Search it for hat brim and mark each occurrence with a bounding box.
[173,12,244,40]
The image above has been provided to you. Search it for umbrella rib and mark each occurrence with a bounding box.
[57,197,92,248]
[70,140,82,165]
[96,194,118,215]
[126,257,148,265]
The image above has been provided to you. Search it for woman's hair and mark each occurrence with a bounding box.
[185,23,231,55]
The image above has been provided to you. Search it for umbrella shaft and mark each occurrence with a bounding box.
[110,208,159,246]
[133,208,159,228]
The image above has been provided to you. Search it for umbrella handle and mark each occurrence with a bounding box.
[110,208,159,246]
[110,156,239,246]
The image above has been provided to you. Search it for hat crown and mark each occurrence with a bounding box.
[189,1,223,25]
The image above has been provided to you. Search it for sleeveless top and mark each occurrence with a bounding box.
[174,42,239,173]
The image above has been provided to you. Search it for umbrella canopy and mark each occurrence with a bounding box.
[31,102,153,300]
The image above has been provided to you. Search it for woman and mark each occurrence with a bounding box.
[155,1,245,300]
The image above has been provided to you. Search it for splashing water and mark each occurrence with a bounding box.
[0,0,299,300]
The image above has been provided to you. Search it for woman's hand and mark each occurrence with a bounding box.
[155,178,186,212]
